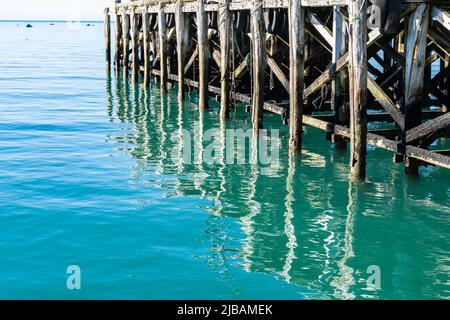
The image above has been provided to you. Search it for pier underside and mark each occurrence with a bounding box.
[105,0,450,179]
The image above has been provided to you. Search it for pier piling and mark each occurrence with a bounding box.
[197,0,209,109]
[288,0,305,151]
[114,6,122,75]
[143,6,151,87]
[219,0,231,119]
[251,0,266,133]
[122,9,130,78]
[175,0,186,101]
[404,4,429,174]
[331,5,347,149]
[158,2,168,93]
[131,8,140,83]
[348,0,368,180]
[104,8,111,72]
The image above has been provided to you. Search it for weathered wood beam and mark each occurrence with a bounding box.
[405,145,450,169]
[122,10,130,78]
[406,112,450,143]
[348,0,368,179]
[114,7,122,75]
[212,49,221,68]
[367,77,405,129]
[143,6,151,87]
[428,26,450,57]
[431,5,450,32]
[267,56,289,92]
[185,46,199,74]
[197,0,209,109]
[251,0,266,132]
[303,53,348,100]
[306,11,333,47]
[314,110,445,123]
[233,53,251,79]
[404,3,430,174]
[289,0,305,150]
[131,8,140,83]
[117,1,348,12]
[219,0,232,119]
[331,5,347,145]
[175,0,187,100]
[104,8,111,72]
[158,3,168,92]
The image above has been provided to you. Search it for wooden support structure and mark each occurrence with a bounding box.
[158,2,168,92]
[122,9,130,78]
[331,5,347,148]
[175,0,186,100]
[288,0,305,150]
[348,0,368,179]
[219,0,231,119]
[131,8,140,83]
[104,8,111,72]
[197,0,209,109]
[143,6,151,87]
[404,4,429,174]
[109,1,450,178]
[251,0,266,133]
[114,7,122,75]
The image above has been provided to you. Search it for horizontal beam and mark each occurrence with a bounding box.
[117,0,348,13]
[406,112,450,143]
[431,5,450,31]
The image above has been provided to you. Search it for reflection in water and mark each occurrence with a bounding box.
[105,76,450,299]
[282,152,298,284]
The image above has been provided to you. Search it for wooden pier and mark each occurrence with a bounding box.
[105,0,450,180]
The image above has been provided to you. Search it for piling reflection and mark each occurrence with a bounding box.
[106,77,450,299]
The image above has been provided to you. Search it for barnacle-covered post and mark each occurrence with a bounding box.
[143,6,151,87]
[251,0,266,133]
[348,0,368,179]
[122,7,131,78]
[131,7,139,83]
[288,0,305,150]
[104,8,111,72]
[219,0,231,119]
[175,0,187,100]
[158,1,168,92]
[197,0,209,109]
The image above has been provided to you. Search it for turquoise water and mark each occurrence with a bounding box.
[0,21,449,300]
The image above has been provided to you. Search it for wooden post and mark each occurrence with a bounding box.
[348,0,368,179]
[158,3,168,92]
[331,5,347,149]
[175,0,186,101]
[445,56,450,112]
[114,7,122,75]
[197,0,209,109]
[104,8,111,71]
[219,0,231,119]
[404,4,429,174]
[288,0,305,150]
[131,8,139,84]
[122,9,130,78]
[251,0,266,133]
[143,6,151,87]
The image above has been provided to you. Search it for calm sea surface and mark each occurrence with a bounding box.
[0,21,449,299]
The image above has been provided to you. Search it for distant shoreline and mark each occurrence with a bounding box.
[0,20,103,23]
